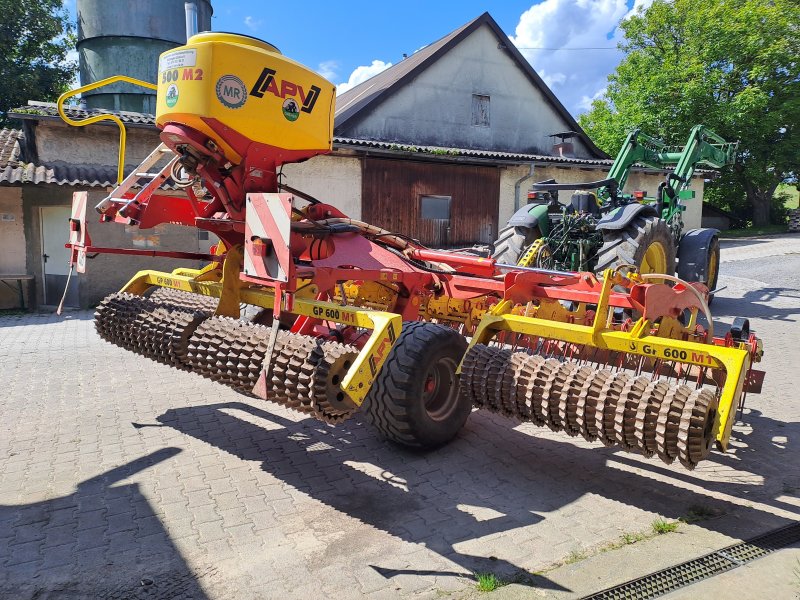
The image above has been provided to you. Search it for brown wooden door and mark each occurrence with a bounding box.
[361,158,499,247]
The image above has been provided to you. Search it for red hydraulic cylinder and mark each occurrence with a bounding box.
[406,248,496,277]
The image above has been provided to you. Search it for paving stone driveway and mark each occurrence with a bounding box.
[1,235,799,599]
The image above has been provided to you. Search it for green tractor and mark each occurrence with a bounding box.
[492,125,737,296]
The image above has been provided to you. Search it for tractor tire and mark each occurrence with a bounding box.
[491,224,540,265]
[595,217,676,276]
[361,322,470,449]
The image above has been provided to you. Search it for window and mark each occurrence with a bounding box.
[472,94,490,127]
[420,195,451,220]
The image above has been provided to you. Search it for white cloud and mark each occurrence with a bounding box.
[336,60,392,94]
[578,86,608,112]
[243,16,262,30]
[511,0,654,116]
[317,60,339,82]
[542,72,567,87]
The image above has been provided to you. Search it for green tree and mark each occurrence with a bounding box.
[0,0,77,127]
[579,0,800,226]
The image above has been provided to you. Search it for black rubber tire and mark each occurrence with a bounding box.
[361,322,470,449]
[595,217,676,275]
[677,234,720,305]
[491,224,540,265]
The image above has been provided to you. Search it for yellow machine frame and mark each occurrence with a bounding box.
[463,270,754,450]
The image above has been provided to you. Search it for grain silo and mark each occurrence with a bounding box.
[77,0,213,113]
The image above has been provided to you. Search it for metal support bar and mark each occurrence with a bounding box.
[68,245,217,261]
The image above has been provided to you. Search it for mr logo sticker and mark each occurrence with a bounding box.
[215,75,248,109]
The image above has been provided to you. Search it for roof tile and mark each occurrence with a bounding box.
[11,101,155,125]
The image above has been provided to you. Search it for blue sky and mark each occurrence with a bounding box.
[65,0,651,116]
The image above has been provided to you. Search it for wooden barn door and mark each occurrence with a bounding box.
[361,158,499,248]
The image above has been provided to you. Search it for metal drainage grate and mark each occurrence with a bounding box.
[581,521,800,600]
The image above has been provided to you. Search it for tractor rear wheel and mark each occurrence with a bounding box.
[491,224,540,265]
[595,217,676,276]
[361,322,471,448]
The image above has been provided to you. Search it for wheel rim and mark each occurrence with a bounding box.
[640,241,667,274]
[707,248,718,288]
[422,357,459,421]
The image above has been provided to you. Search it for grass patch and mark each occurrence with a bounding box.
[621,532,647,545]
[474,572,505,592]
[564,549,588,565]
[536,523,679,577]
[0,308,28,317]
[778,184,799,210]
[719,224,790,238]
[651,518,679,535]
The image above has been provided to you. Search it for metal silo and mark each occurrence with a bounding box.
[77,0,213,113]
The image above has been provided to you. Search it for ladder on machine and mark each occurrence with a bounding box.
[95,143,179,217]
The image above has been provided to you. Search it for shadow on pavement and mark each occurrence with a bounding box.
[156,400,800,590]
[0,448,212,600]
[712,287,800,324]
[157,403,571,591]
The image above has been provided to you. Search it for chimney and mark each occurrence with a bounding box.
[549,131,577,158]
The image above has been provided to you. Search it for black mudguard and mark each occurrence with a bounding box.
[507,203,547,229]
[677,227,720,282]
[595,203,658,231]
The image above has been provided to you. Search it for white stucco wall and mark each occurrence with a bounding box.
[0,188,26,274]
[340,25,592,158]
[34,123,159,169]
[498,164,704,230]
[281,154,362,219]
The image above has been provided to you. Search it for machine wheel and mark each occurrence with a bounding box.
[491,224,540,265]
[595,217,676,276]
[361,322,470,449]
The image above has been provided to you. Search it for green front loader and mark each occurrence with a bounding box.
[492,125,737,297]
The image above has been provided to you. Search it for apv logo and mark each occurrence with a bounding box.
[249,67,320,121]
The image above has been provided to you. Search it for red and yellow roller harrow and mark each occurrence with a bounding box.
[59,32,764,469]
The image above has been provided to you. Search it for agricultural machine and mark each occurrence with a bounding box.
[493,127,737,297]
[58,32,764,470]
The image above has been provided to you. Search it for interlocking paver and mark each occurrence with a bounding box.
[2,236,799,599]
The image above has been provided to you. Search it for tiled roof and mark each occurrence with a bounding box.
[333,137,615,166]
[10,101,155,127]
[0,128,22,166]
